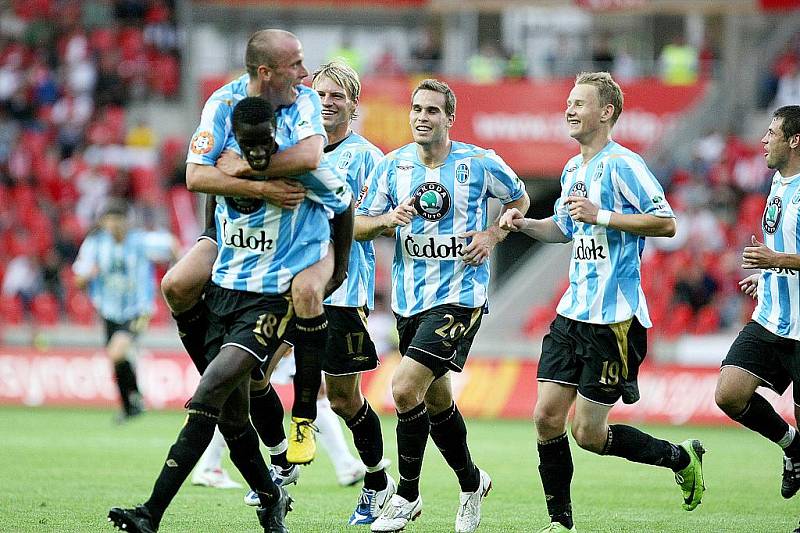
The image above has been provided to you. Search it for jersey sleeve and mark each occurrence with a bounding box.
[551,166,576,239]
[353,147,385,207]
[292,89,327,143]
[186,96,232,166]
[482,150,526,203]
[72,234,98,278]
[134,239,156,316]
[356,157,394,217]
[611,156,674,218]
[302,164,353,215]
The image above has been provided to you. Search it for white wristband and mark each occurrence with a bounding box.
[596,210,612,227]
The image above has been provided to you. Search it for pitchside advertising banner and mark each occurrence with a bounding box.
[201,76,707,176]
[1,348,793,425]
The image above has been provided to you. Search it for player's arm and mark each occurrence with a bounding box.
[186,163,306,208]
[72,236,98,289]
[325,199,355,297]
[499,210,571,243]
[216,135,325,178]
[354,198,416,241]
[461,192,531,266]
[564,195,676,237]
[742,235,800,270]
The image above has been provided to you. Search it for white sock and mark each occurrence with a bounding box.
[780,426,797,449]
[196,426,226,472]
[316,396,358,473]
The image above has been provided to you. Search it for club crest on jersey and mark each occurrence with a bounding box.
[337,151,353,170]
[592,162,604,181]
[190,131,214,155]
[568,181,588,198]
[763,197,782,235]
[792,190,800,205]
[456,163,469,184]
[412,182,451,221]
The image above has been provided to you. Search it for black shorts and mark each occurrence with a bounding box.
[395,304,483,379]
[722,320,800,403]
[198,225,217,244]
[203,283,293,375]
[323,305,378,376]
[104,317,146,344]
[538,314,647,405]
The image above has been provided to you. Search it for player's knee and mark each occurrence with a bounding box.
[714,383,748,417]
[160,270,194,313]
[571,422,606,453]
[392,378,424,413]
[533,405,566,438]
[292,280,324,317]
[328,390,359,420]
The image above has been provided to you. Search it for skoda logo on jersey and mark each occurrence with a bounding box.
[412,182,451,221]
[763,196,782,235]
[456,163,469,184]
[568,181,588,198]
[337,151,353,170]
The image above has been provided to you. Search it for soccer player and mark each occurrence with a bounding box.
[73,199,158,423]
[499,71,704,533]
[311,61,396,525]
[108,96,353,533]
[356,79,530,533]
[714,105,800,501]
[160,29,344,467]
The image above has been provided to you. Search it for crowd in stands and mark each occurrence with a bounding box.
[0,0,182,327]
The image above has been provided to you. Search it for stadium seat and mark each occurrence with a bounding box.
[0,295,25,325]
[30,293,60,325]
[662,303,693,339]
[67,291,95,326]
[523,304,555,336]
[694,306,720,334]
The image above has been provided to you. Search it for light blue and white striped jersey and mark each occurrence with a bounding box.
[187,74,327,166]
[552,141,674,327]
[72,229,157,323]
[358,141,526,317]
[753,171,800,340]
[324,133,383,309]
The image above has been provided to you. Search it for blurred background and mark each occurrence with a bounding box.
[1,0,799,425]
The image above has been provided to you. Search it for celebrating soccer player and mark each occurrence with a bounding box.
[499,72,704,532]
[714,105,800,501]
[356,79,530,533]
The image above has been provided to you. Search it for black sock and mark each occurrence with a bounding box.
[219,422,279,505]
[733,393,793,450]
[144,403,219,525]
[537,433,573,530]
[113,360,138,414]
[173,300,209,374]
[602,424,688,471]
[250,385,290,470]
[429,402,479,492]
[346,401,386,491]
[395,403,430,502]
[291,314,327,419]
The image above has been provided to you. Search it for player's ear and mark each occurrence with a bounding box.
[790,133,800,150]
[447,113,455,128]
[601,104,614,124]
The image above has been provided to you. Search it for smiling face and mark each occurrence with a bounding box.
[565,83,610,143]
[409,89,453,147]
[314,74,356,136]
[260,36,308,108]
[234,120,276,171]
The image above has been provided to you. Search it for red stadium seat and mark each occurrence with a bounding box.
[67,291,96,326]
[523,304,555,337]
[694,306,720,334]
[0,295,24,324]
[662,303,693,339]
[30,293,59,325]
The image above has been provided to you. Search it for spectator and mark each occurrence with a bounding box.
[591,34,615,72]
[468,43,503,84]
[673,260,718,314]
[409,28,441,74]
[659,35,698,86]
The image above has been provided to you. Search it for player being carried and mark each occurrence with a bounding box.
[499,71,704,532]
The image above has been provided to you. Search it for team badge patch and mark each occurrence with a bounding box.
[792,189,800,205]
[568,181,588,198]
[190,131,214,155]
[412,182,451,221]
[763,196,782,235]
[337,150,353,170]
[456,163,469,184]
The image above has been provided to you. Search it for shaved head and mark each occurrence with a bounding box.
[245,29,299,76]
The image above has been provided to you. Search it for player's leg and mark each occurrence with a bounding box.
[716,322,800,498]
[106,326,143,420]
[314,378,365,486]
[191,427,242,489]
[287,249,334,464]
[161,237,216,372]
[533,315,580,532]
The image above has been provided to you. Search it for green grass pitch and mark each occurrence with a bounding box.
[1,406,797,532]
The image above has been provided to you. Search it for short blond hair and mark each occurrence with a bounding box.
[575,71,624,124]
[412,78,456,117]
[312,60,361,119]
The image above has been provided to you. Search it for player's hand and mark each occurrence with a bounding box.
[499,208,525,232]
[742,235,781,269]
[385,198,416,228]
[258,178,306,209]
[216,150,250,177]
[565,195,599,224]
[738,273,760,299]
[460,229,499,266]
